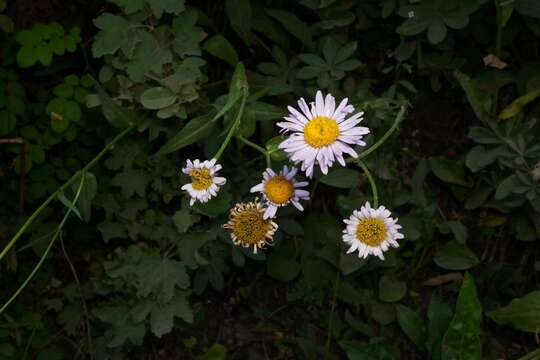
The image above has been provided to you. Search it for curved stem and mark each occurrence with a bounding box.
[346,105,406,164]
[0,172,86,314]
[214,93,247,160]
[357,159,378,208]
[0,127,133,262]
[237,135,271,168]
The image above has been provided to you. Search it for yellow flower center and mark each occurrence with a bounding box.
[303,116,340,148]
[264,176,294,204]
[356,218,387,246]
[189,168,213,190]
[232,209,273,246]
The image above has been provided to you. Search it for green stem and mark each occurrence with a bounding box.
[0,172,86,315]
[346,106,406,164]
[324,242,342,360]
[237,135,271,168]
[357,159,378,208]
[517,348,540,360]
[214,93,247,160]
[0,127,132,262]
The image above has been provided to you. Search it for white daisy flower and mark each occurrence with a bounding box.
[278,90,370,178]
[181,158,226,206]
[250,165,310,219]
[342,202,404,260]
[223,199,279,254]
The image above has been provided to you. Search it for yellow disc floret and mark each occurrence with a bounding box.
[264,176,294,204]
[303,116,340,148]
[223,200,278,253]
[189,168,213,190]
[356,218,387,246]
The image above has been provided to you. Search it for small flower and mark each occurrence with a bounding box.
[223,199,279,254]
[278,90,369,178]
[250,165,310,219]
[342,202,403,260]
[181,158,226,206]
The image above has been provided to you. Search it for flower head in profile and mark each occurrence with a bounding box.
[181,158,226,206]
[342,202,403,260]
[278,91,369,177]
[223,199,278,254]
[250,165,310,219]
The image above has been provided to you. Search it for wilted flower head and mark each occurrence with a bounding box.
[223,199,278,254]
[277,91,369,177]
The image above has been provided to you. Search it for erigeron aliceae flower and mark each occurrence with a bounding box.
[342,202,403,260]
[223,199,279,254]
[278,91,370,178]
[250,165,310,219]
[181,158,226,206]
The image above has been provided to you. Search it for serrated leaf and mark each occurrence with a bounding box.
[111,168,150,198]
[178,231,214,269]
[92,13,130,57]
[150,291,193,337]
[172,9,205,58]
[454,71,491,123]
[148,0,185,18]
[442,273,482,360]
[93,79,136,128]
[172,209,193,234]
[135,251,190,302]
[93,306,145,347]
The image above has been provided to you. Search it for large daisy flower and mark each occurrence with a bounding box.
[342,202,404,260]
[181,158,226,206]
[278,91,370,178]
[250,165,310,219]
[223,199,279,254]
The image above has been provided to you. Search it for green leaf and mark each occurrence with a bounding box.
[172,9,205,58]
[454,70,491,123]
[465,145,499,172]
[109,0,145,14]
[203,344,227,360]
[74,172,98,222]
[93,306,145,347]
[53,83,74,98]
[427,296,453,359]
[172,209,194,234]
[320,168,361,189]
[437,221,468,244]
[488,291,540,332]
[379,275,407,303]
[148,0,185,18]
[266,9,313,49]
[178,231,214,269]
[429,157,467,186]
[515,0,540,19]
[36,43,53,65]
[434,242,479,270]
[499,89,540,120]
[339,338,399,360]
[157,112,215,155]
[16,29,40,46]
[203,35,239,66]
[150,291,193,337]
[98,221,127,242]
[395,304,427,349]
[140,87,176,110]
[427,19,447,44]
[92,13,130,57]
[226,0,252,44]
[111,168,150,198]
[135,252,190,302]
[192,191,232,217]
[267,243,301,282]
[17,45,37,68]
[93,79,136,128]
[126,31,172,82]
[442,273,482,360]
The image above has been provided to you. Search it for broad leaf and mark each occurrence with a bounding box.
[434,242,479,270]
[488,291,540,332]
[395,304,427,349]
[320,168,361,189]
[157,112,215,155]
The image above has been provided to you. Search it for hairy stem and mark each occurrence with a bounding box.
[214,93,247,160]
[357,159,379,208]
[237,135,271,168]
